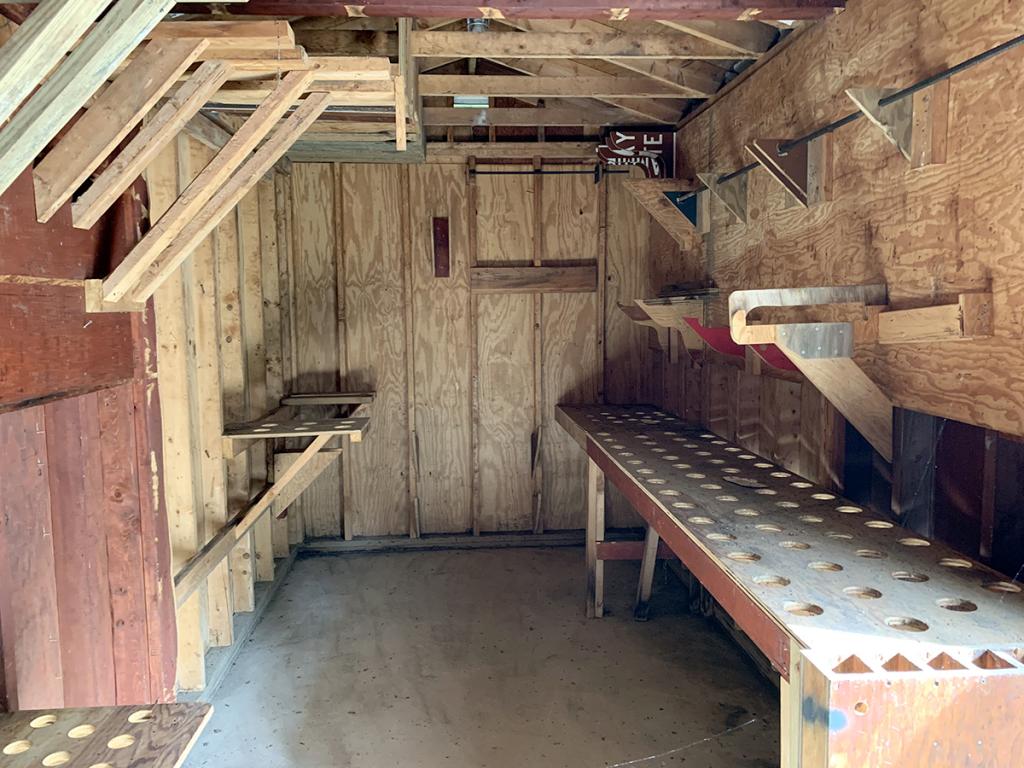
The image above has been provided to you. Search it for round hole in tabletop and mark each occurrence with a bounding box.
[30,715,57,728]
[3,740,31,755]
[936,598,977,612]
[856,549,885,559]
[754,575,790,587]
[727,551,761,562]
[825,532,853,539]
[939,557,973,569]
[808,561,843,572]
[898,537,931,547]
[685,472,706,479]
[885,616,929,633]
[892,571,929,582]
[864,520,894,529]
[672,502,696,510]
[780,541,810,550]
[734,508,760,517]
[127,709,154,724]
[771,472,792,478]
[799,515,824,524]
[42,752,71,767]
[983,581,1022,593]
[107,734,136,750]
[784,601,824,616]
[756,523,782,533]
[68,724,96,739]
[707,532,736,542]
[672,463,691,469]
[836,505,862,514]
[776,501,800,509]
[853,701,869,716]
[658,489,681,497]
[755,489,778,496]
[844,586,883,599]
[688,516,714,525]
[811,493,837,500]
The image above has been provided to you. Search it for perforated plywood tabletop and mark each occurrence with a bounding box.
[0,704,211,768]
[558,405,1024,667]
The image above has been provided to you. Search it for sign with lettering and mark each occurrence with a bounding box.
[597,130,675,178]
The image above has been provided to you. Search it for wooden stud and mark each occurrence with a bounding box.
[73,61,233,231]
[102,71,316,306]
[633,524,660,621]
[586,457,606,618]
[0,0,177,199]
[33,38,209,224]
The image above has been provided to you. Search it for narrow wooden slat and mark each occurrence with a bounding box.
[420,75,688,98]
[0,0,109,128]
[44,394,117,707]
[73,63,232,230]
[470,264,597,294]
[394,74,408,150]
[0,0,177,199]
[98,383,152,704]
[0,407,63,709]
[129,92,331,303]
[411,30,738,59]
[33,38,209,223]
[102,70,315,304]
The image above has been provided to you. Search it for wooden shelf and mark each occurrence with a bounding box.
[0,703,211,768]
[222,416,368,457]
[281,392,375,407]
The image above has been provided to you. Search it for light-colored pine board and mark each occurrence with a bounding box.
[475,168,535,531]
[540,167,600,531]
[290,163,342,538]
[0,0,176,199]
[33,37,208,223]
[340,164,410,537]
[180,137,233,648]
[148,141,206,692]
[72,61,232,231]
[0,0,109,128]
[215,202,255,615]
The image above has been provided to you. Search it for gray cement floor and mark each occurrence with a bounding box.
[185,548,779,768]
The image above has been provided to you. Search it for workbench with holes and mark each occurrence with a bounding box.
[556,404,1024,767]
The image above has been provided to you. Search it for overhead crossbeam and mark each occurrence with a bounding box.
[411,30,740,59]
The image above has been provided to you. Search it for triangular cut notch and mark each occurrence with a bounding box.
[833,655,873,674]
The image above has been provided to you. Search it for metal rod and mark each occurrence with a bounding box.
[777,33,1024,155]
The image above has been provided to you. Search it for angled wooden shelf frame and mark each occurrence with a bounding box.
[846,79,950,168]
[622,178,704,246]
[558,403,1024,767]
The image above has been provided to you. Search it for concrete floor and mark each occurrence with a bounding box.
[185,548,779,768]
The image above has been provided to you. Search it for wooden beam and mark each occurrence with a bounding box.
[147,19,296,50]
[0,0,109,129]
[411,30,738,59]
[101,71,315,306]
[656,19,777,55]
[0,0,177,199]
[470,265,598,294]
[131,93,331,305]
[72,61,233,231]
[421,74,689,97]
[423,105,630,126]
[198,1,845,21]
[33,38,209,224]
[427,141,598,162]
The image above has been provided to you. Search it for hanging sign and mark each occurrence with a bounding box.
[597,130,676,178]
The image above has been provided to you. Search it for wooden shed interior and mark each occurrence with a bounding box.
[0,0,1023,766]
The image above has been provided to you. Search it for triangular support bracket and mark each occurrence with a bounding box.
[697,171,747,224]
[662,188,710,234]
[746,134,833,208]
[846,79,949,168]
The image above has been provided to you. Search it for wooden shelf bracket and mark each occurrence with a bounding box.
[729,284,893,461]
[746,133,833,208]
[846,80,950,168]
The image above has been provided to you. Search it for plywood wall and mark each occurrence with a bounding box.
[287,161,648,536]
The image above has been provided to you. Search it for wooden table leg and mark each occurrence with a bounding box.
[586,457,605,618]
[633,523,660,621]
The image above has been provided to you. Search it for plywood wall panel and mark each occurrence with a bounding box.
[677,0,1024,436]
[339,164,411,537]
[539,170,600,531]
[409,164,472,534]
[475,170,535,531]
[291,163,342,538]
